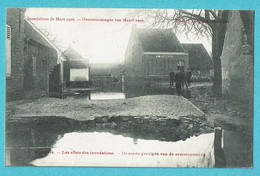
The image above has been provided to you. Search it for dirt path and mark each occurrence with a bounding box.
[6,95,204,121]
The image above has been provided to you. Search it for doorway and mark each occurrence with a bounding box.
[41,60,48,95]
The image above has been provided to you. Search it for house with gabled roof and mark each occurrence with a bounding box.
[6,8,62,100]
[182,43,213,78]
[124,25,189,85]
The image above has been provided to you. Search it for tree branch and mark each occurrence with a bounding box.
[179,9,207,22]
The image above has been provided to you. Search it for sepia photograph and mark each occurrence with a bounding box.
[5,8,254,167]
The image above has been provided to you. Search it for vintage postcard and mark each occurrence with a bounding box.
[5,8,254,167]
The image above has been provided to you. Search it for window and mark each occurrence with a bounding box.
[70,68,89,81]
[168,60,175,72]
[6,25,11,76]
[32,56,37,77]
[42,60,47,73]
[177,60,185,72]
[147,60,157,76]
[177,60,185,66]
[163,60,169,76]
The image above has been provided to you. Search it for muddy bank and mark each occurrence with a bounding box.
[7,113,214,142]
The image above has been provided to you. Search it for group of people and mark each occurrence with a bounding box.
[169,69,192,96]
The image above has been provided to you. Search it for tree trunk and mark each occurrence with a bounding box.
[212,28,223,98]
[211,11,229,98]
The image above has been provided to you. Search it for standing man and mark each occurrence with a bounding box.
[169,71,175,88]
[175,69,182,95]
[186,69,192,86]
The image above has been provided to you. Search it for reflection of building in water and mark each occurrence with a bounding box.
[5,118,70,166]
[214,128,226,167]
[31,132,216,167]
[5,127,56,166]
[222,129,253,167]
[133,138,138,145]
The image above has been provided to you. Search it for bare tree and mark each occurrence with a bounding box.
[39,27,64,50]
[131,9,230,97]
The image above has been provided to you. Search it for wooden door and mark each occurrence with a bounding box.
[41,60,48,94]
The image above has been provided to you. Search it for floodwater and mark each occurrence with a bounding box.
[5,121,252,167]
[5,83,252,167]
[31,132,215,167]
[90,92,125,100]
[72,85,174,100]
[73,83,202,100]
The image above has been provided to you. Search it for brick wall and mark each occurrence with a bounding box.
[23,41,58,99]
[6,8,58,101]
[6,8,26,101]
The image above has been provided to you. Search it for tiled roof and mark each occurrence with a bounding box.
[182,43,213,69]
[64,47,89,68]
[135,28,185,53]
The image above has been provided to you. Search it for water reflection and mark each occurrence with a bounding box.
[90,92,125,100]
[5,127,58,166]
[5,120,252,167]
[31,132,215,167]
[222,129,253,168]
[124,85,174,99]
[68,85,175,100]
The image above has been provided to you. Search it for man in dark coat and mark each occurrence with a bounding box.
[175,69,183,95]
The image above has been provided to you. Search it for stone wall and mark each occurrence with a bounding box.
[221,11,254,111]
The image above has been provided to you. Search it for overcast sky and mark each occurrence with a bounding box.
[25,8,212,63]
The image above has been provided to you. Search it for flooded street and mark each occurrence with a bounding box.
[5,83,253,167]
[31,132,215,167]
[90,92,125,100]
[5,118,252,167]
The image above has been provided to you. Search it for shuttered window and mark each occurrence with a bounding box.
[6,25,11,76]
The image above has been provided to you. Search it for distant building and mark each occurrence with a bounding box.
[6,8,59,100]
[90,63,124,90]
[124,26,189,85]
[63,47,90,88]
[182,43,213,79]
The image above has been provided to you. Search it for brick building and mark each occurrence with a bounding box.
[124,26,189,85]
[6,8,59,101]
[90,63,124,91]
[6,8,26,100]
